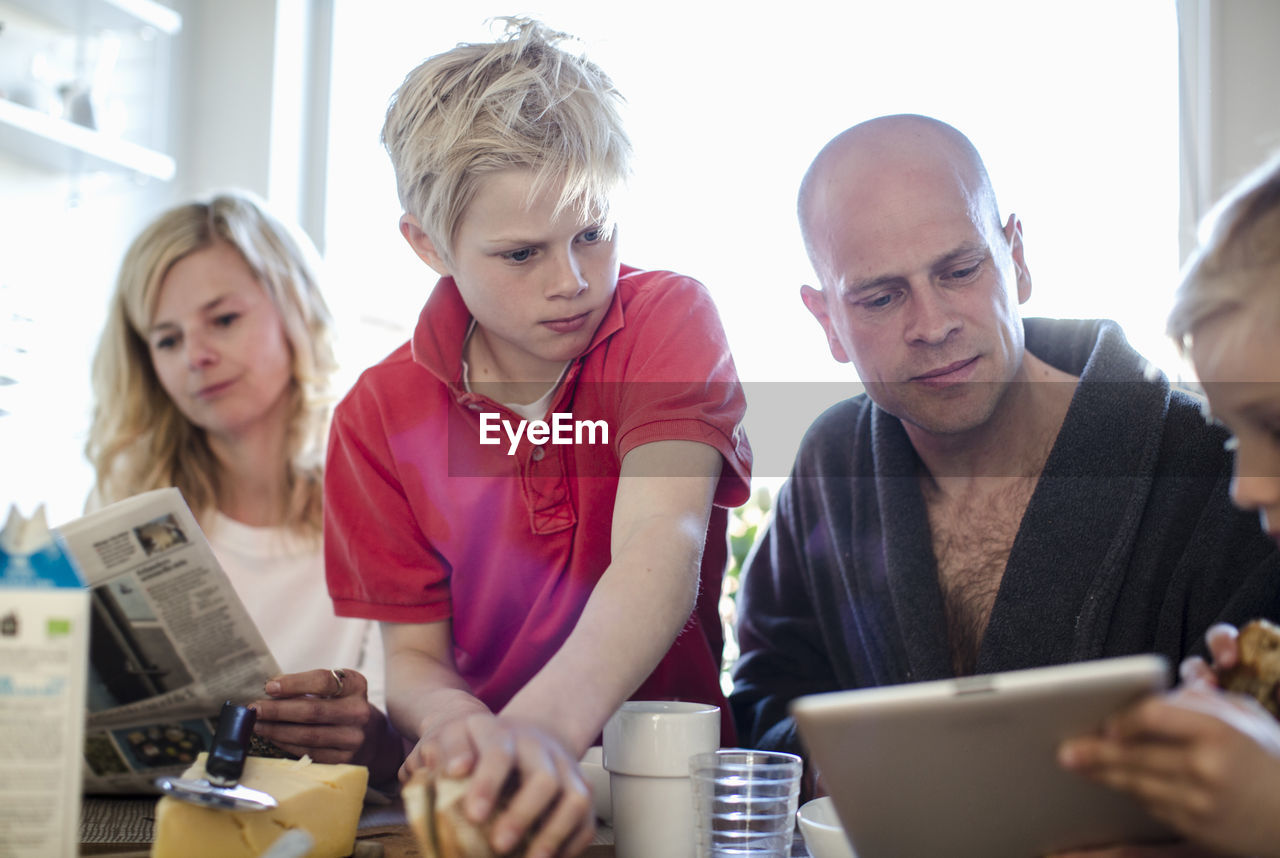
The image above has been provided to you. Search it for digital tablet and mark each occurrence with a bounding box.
[790,654,1175,858]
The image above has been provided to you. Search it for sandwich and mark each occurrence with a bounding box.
[1217,618,1280,718]
[404,769,526,858]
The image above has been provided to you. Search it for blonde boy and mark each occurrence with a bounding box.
[324,19,751,856]
[1059,153,1280,857]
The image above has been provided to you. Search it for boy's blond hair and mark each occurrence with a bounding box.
[381,17,631,266]
[86,191,337,534]
[1168,152,1280,351]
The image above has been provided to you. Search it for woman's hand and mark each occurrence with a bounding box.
[250,667,405,787]
[403,711,595,858]
[1058,683,1280,858]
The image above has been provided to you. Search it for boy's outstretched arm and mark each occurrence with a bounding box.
[500,438,723,750]
[380,620,487,776]
[381,439,722,857]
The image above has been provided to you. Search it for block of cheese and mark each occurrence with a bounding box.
[151,753,368,858]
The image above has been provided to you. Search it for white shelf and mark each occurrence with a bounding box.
[5,0,181,35]
[0,97,175,179]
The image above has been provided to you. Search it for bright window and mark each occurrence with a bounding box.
[323,1,1180,486]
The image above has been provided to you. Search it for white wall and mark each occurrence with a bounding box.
[1179,0,1280,259]
[174,0,274,199]
[174,0,331,239]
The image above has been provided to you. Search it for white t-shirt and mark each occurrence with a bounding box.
[204,512,386,709]
[461,319,569,420]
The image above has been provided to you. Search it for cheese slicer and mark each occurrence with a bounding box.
[154,700,278,811]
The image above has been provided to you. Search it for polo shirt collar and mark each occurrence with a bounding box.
[410,265,634,386]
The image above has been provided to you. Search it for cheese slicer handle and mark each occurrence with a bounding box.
[206,700,256,787]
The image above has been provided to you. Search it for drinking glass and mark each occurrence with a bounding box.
[690,749,803,857]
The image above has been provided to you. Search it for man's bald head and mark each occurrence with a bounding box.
[793,113,1034,435]
[798,115,1004,285]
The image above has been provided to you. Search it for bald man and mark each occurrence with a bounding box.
[730,115,1280,772]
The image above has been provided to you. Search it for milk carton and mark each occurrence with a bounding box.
[0,505,89,858]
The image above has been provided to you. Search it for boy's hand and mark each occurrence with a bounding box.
[1178,623,1240,686]
[400,707,488,782]
[402,712,595,857]
[1058,684,1280,858]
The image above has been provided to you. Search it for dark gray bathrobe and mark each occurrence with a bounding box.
[730,318,1280,756]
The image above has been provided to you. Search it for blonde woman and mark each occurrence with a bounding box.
[87,191,403,787]
[1057,155,1280,857]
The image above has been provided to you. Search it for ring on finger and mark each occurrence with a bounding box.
[327,668,346,698]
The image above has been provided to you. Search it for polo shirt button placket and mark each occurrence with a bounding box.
[531,445,546,462]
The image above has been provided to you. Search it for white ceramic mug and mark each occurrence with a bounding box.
[602,701,721,858]
[579,745,612,824]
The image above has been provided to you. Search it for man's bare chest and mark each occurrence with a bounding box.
[926,479,1039,672]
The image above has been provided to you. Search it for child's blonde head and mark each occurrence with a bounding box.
[1169,152,1280,352]
[381,18,631,267]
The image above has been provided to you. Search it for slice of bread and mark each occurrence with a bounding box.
[404,770,522,858]
[1218,619,1280,718]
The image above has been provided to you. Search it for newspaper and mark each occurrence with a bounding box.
[53,487,281,795]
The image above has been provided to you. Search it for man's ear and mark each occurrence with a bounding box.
[800,284,851,363]
[399,214,451,277]
[1003,213,1032,304]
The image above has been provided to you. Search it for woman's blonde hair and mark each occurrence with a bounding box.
[381,17,632,267]
[86,191,337,534]
[1168,152,1280,351]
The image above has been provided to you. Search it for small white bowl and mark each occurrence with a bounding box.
[797,795,856,858]
[579,745,612,824]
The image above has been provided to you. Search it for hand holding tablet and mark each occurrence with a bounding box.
[791,655,1176,858]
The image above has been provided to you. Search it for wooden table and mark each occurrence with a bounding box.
[79,796,617,857]
[80,797,810,856]
[82,828,618,858]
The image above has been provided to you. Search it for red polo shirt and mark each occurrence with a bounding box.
[325,265,751,740]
